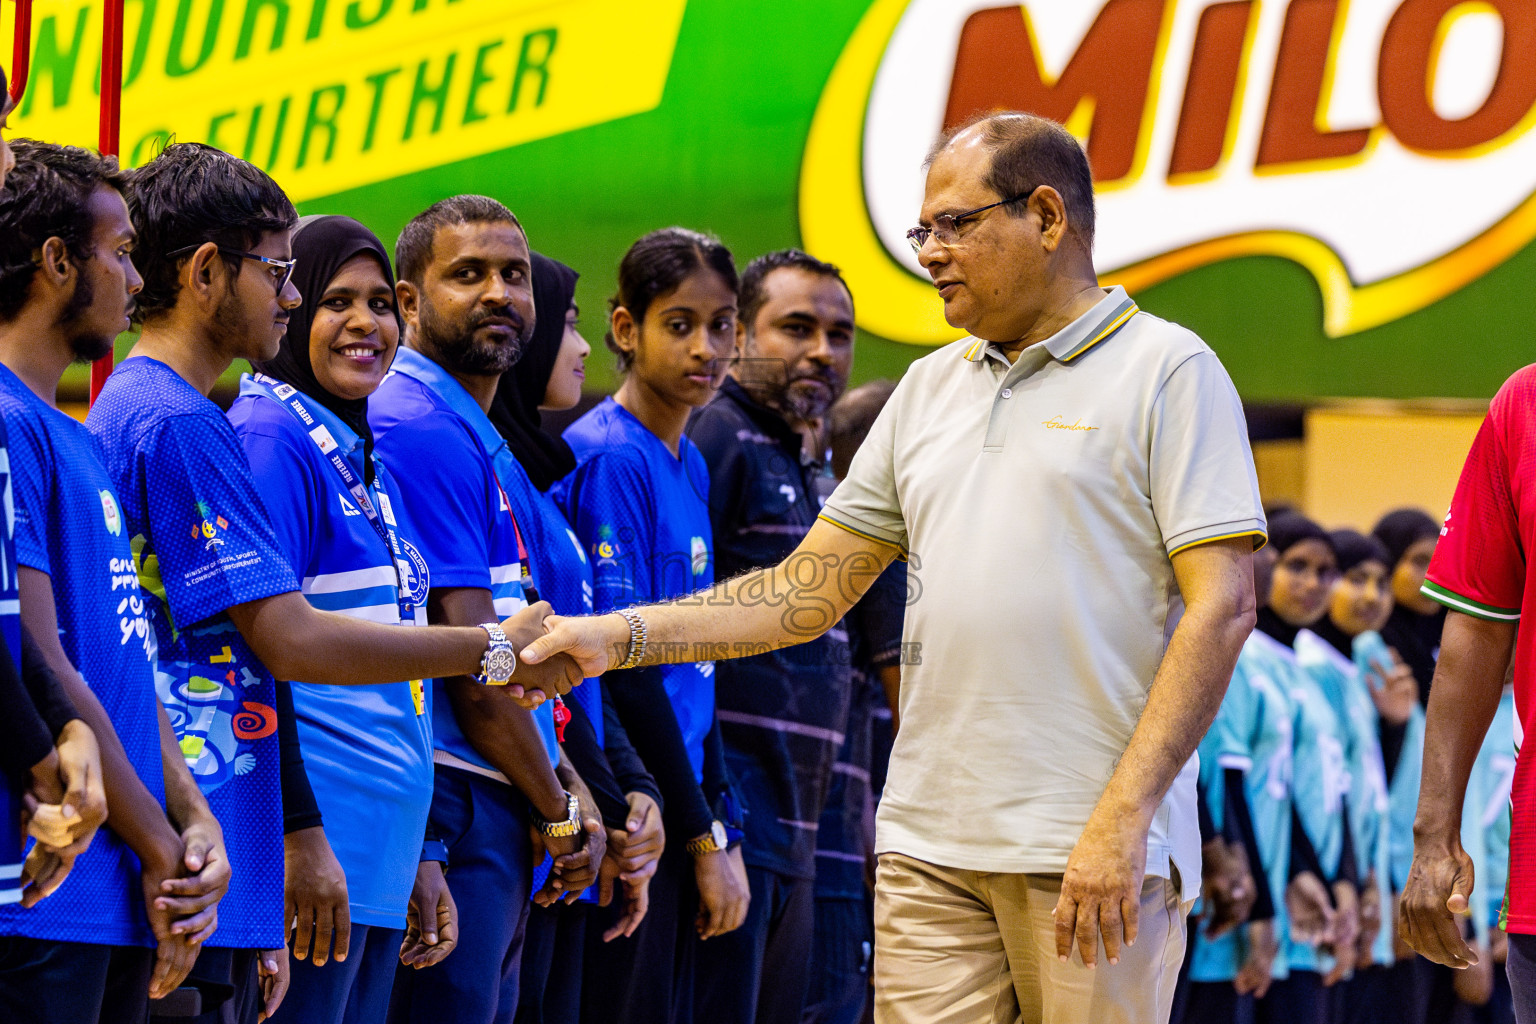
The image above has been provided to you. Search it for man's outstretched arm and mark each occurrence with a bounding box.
[1054,536,1256,968]
[1399,610,1514,969]
[522,519,900,676]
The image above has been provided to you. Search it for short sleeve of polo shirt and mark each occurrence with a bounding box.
[7,414,51,575]
[141,415,297,628]
[1148,349,1267,556]
[821,383,907,552]
[1423,382,1524,621]
[373,410,494,591]
[234,425,318,579]
[563,452,656,613]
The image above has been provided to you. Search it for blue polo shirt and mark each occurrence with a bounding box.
[87,356,293,951]
[0,364,164,945]
[370,347,558,777]
[556,397,716,780]
[229,376,435,929]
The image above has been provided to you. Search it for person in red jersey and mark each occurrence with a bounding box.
[1399,363,1536,1021]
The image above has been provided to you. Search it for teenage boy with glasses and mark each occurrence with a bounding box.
[86,143,579,1024]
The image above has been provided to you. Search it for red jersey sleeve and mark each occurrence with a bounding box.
[1423,376,1526,621]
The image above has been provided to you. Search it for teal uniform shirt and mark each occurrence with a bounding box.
[1462,687,1516,942]
[1189,629,1296,982]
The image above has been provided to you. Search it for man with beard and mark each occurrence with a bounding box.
[370,195,606,1024]
[684,249,857,1024]
[0,140,226,1023]
[87,151,580,1024]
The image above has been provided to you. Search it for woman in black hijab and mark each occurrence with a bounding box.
[489,252,581,492]
[1372,509,1445,706]
[230,216,438,1024]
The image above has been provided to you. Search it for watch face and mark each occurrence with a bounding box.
[711,820,728,849]
[485,648,516,682]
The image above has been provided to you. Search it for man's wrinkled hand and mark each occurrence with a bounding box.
[499,602,584,708]
[1053,810,1149,968]
[521,613,631,680]
[1398,838,1479,969]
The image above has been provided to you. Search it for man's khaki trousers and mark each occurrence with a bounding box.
[873,853,1190,1024]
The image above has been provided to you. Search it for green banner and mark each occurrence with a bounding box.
[8,0,1534,401]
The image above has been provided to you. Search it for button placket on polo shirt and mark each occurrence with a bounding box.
[982,347,1052,452]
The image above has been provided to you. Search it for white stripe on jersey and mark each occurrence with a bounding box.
[303,565,398,594]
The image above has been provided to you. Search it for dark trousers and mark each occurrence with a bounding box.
[581,842,697,1024]
[389,767,534,1024]
[694,865,815,1024]
[0,938,153,1024]
[801,896,872,1024]
[1257,969,1341,1024]
[516,902,587,1024]
[1508,934,1536,1023]
[274,924,404,1024]
[1455,960,1515,1024]
[1182,981,1253,1024]
[166,949,260,1024]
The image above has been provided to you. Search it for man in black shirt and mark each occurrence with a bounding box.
[685,250,855,1024]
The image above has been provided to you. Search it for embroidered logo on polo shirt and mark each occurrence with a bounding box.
[1042,416,1098,432]
[338,494,361,517]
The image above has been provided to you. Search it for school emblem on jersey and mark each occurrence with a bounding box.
[100,490,121,536]
[399,539,431,606]
[190,500,227,550]
[691,535,708,576]
[309,424,340,455]
[595,524,620,564]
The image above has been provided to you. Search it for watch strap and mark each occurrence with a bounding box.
[534,791,582,838]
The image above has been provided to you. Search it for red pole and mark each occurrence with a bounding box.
[9,0,32,103]
[90,0,125,404]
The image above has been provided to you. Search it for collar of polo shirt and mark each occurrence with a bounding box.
[961,287,1139,367]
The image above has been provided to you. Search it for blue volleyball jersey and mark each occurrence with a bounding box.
[229,377,434,929]
[556,397,716,780]
[500,458,602,746]
[1296,629,1395,966]
[1284,629,1354,975]
[0,419,23,904]
[1189,629,1296,982]
[87,356,293,950]
[370,347,558,775]
[1463,687,1516,939]
[0,364,164,945]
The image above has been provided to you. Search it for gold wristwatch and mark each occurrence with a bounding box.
[686,820,729,856]
[534,792,582,839]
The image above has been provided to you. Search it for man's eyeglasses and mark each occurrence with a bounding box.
[905,186,1038,255]
[169,244,296,294]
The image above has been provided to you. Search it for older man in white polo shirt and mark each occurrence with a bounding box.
[523,112,1265,1023]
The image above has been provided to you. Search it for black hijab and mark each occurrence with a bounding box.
[1313,529,1394,656]
[1256,511,1335,647]
[488,252,580,492]
[252,215,400,481]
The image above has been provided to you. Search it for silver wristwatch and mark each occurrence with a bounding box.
[477,622,516,686]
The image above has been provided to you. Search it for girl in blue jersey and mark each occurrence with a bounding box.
[554,228,750,1024]
[1254,513,1360,1024]
[488,251,664,1024]
[228,216,437,1023]
[1309,529,1425,1023]
[1184,540,1291,1024]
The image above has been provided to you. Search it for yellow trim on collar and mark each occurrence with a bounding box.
[1060,304,1139,363]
